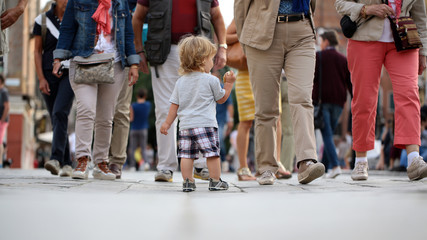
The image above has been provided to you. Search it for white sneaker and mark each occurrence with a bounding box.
[257,170,276,185]
[44,160,60,175]
[71,156,90,179]
[326,166,342,179]
[60,165,73,177]
[92,161,116,180]
[407,156,427,181]
[351,162,368,181]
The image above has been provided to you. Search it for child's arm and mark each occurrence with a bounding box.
[217,71,236,104]
[160,103,179,135]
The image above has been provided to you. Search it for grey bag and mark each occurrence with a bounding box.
[73,53,115,84]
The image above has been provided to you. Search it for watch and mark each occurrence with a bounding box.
[219,43,228,50]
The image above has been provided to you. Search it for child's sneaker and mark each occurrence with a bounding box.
[182,178,196,192]
[208,178,229,191]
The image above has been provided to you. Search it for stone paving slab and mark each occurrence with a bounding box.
[1,169,426,240]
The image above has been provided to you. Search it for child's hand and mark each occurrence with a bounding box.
[160,122,170,135]
[223,71,236,84]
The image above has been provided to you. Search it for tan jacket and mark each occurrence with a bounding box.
[234,0,316,51]
[335,0,427,55]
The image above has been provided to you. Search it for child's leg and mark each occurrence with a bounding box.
[207,156,221,180]
[181,158,195,181]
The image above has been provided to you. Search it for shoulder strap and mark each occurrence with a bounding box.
[41,12,47,49]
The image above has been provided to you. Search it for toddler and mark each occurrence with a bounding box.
[160,35,236,192]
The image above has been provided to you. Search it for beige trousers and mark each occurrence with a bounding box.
[280,79,295,172]
[70,62,126,164]
[245,19,317,174]
[109,68,132,167]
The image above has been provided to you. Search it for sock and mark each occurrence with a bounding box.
[407,151,420,167]
[355,157,368,164]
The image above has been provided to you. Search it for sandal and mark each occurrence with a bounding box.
[276,162,292,179]
[237,167,256,181]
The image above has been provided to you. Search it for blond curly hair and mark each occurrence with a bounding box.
[178,35,217,75]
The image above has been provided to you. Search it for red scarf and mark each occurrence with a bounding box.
[388,0,402,18]
[92,0,111,35]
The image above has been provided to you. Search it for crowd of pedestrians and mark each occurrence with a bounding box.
[1,0,427,192]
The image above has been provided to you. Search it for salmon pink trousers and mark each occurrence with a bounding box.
[347,40,421,151]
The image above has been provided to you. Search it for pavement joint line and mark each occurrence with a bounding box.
[117,184,134,194]
[343,182,381,188]
[230,183,247,193]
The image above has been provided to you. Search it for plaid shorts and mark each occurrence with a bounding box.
[178,127,220,159]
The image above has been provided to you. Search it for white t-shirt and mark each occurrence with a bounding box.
[379,0,396,42]
[170,71,226,130]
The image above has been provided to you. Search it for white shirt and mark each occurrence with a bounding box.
[379,0,396,42]
[93,6,120,62]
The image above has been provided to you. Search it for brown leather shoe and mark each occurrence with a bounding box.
[109,163,122,179]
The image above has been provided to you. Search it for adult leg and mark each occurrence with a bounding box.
[280,79,295,172]
[92,63,126,164]
[109,67,132,168]
[282,20,324,183]
[151,45,180,172]
[347,40,386,180]
[49,73,74,166]
[69,62,98,160]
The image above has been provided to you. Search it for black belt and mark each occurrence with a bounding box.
[277,14,310,23]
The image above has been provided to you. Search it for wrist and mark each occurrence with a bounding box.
[219,43,227,50]
[361,5,368,19]
[136,49,145,54]
[130,65,139,69]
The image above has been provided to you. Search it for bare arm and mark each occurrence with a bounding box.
[1,0,27,30]
[160,103,179,135]
[226,19,239,45]
[211,6,226,71]
[225,102,234,136]
[34,35,50,96]
[217,71,236,104]
[132,3,150,74]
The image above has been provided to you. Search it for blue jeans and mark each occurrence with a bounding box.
[42,70,74,166]
[217,120,227,162]
[320,103,343,170]
[400,147,427,167]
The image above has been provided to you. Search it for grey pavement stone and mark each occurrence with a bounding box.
[0,169,426,240]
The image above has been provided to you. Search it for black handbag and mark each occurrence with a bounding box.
[314,52,324,129]
[340,15,374,38]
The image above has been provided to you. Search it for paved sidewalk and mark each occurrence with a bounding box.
[1,169,426,240]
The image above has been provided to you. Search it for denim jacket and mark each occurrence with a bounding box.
[53,0,139,68]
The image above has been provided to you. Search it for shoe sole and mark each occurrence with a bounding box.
[155,177,173,182]
[193,174,209,181]
[59,172,71,177]
[409,169,427,181]
[351,175,368,181]
[298,164,325,184]
[183,188,196,192]
[71,171,89,180]
[257,179,275,185]
[208,187,228,191]
[93,172,116,180]
[44,163,59,175]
